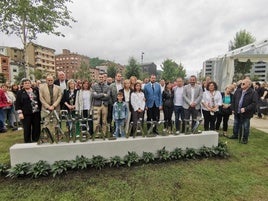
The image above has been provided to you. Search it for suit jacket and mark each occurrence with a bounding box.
[39,83,62,111]
[182,84,203,110]
[54,79,68,86]
[15,88,41,115]
[231,87,258,118]
[144,82,162,108]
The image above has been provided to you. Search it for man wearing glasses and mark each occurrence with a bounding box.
[230,78,258,144]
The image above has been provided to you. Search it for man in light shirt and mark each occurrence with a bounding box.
[173,77,184,134]
[183,75,203,130]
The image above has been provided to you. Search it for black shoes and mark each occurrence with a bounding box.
[229,135,238,139]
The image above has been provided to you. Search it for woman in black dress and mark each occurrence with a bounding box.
[15,79,41,143]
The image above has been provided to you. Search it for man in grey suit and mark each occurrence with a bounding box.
[183,75,203,130]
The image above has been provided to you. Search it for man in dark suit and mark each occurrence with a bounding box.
[54,71,68,93]
[144,74,162,134]
[229,78,258,144]
[54,71,68,109]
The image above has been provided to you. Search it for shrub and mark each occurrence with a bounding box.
[0,163,8,176]
[28,160,51,178]
[157,147,170,161]
[51,160,69,177]
[109,156,125,168]
[170,148,183,160]
[184,148,197,160]
[70,155,90,170]
[90,155,107,170]
[142,152,155,163]
[7,162,31,178]
[124,151,140,167]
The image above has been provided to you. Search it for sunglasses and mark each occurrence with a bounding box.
[241,83,246,85]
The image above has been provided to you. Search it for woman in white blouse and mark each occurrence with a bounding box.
[75,80,93,134]
[130,82,145,134]
[201,81,222,131]
[119,79,132,134]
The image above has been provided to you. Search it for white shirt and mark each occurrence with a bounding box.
[191,87,195,103]
[173,86,184,106]
[202,90,222,111]
[82,90,91,110]
[124,89,130,102]
[116,82,123,92]
[131,92,145,111]
[59,81,67,93]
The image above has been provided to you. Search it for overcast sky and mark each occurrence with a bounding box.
[1,0,267,76]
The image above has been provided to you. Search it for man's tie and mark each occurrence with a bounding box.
[152,84,154,92]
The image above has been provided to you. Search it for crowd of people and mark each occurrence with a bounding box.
[0,71,267,145]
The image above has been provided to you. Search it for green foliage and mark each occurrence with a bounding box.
[13,66,26,84]
[71,155,90,170]
[107,65,117,78]
[161,59,186,82]
[125,57,141,79]
[0,0,76,41]
[51,160,69,177]
[214,141,229,158]
[199,146,213,158]
[184,148,198,160]
[157,147,171,161]
[89,57,106,67]
[229,29,256,50]
[124,151,140,167]
[229,29,256,80]
[27,160,51,178]
[6,162,31,178]
[142,152,155,163]
[29,69,44,80]
[73,62,91,81]
[109,156,125,167]
[170,148,183,160]
[90,155,107,170]
[0,163,8,175]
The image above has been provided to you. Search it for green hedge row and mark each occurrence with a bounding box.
[0,142,229,179]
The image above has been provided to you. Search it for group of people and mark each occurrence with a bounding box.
[0,70,267,145]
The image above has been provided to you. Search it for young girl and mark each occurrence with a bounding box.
[130,82,145,134]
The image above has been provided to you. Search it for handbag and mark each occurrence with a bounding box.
[220,106,232,115]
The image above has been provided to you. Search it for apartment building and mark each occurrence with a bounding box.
[26,42,56,76]
[55,49,90,79]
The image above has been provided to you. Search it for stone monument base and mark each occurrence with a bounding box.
[10,131,218,166]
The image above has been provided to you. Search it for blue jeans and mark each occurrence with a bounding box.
[114,119,125,138]
[174,106,184,131]
[233,114,250,140]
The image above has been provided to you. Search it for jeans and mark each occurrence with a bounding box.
[174,106,184,131]
[114,119,125,138]
[233,114,250,140]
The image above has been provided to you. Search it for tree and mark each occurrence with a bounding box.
[107,65,117,78]
[89,57,106,68]
[125,57,141,79]
[229,30,256,80]
[73,62,91,81]
[30,69,44,80]
[0,0,76,78]
[161,59,186,82]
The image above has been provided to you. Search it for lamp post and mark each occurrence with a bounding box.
[141,52,144,64]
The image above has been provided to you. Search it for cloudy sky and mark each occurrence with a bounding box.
[1,0,267,76]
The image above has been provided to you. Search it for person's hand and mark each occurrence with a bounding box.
[18,113,24,120]
[159,106,162,110]
[241,108,245,113]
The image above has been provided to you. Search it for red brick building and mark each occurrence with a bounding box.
[55,49,90,79]
[0,54,10,82]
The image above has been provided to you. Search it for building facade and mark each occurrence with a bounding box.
[26,42,56,76]
[140,62,157,76]
[55,49,90,79]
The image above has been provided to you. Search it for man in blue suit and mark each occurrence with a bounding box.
[144,74,162,134]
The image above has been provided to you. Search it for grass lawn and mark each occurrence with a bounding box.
[0,128,267,201]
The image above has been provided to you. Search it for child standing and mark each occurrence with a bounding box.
[113,92,128,138]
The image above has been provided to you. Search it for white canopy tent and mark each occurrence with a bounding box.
[212,39,268,91]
